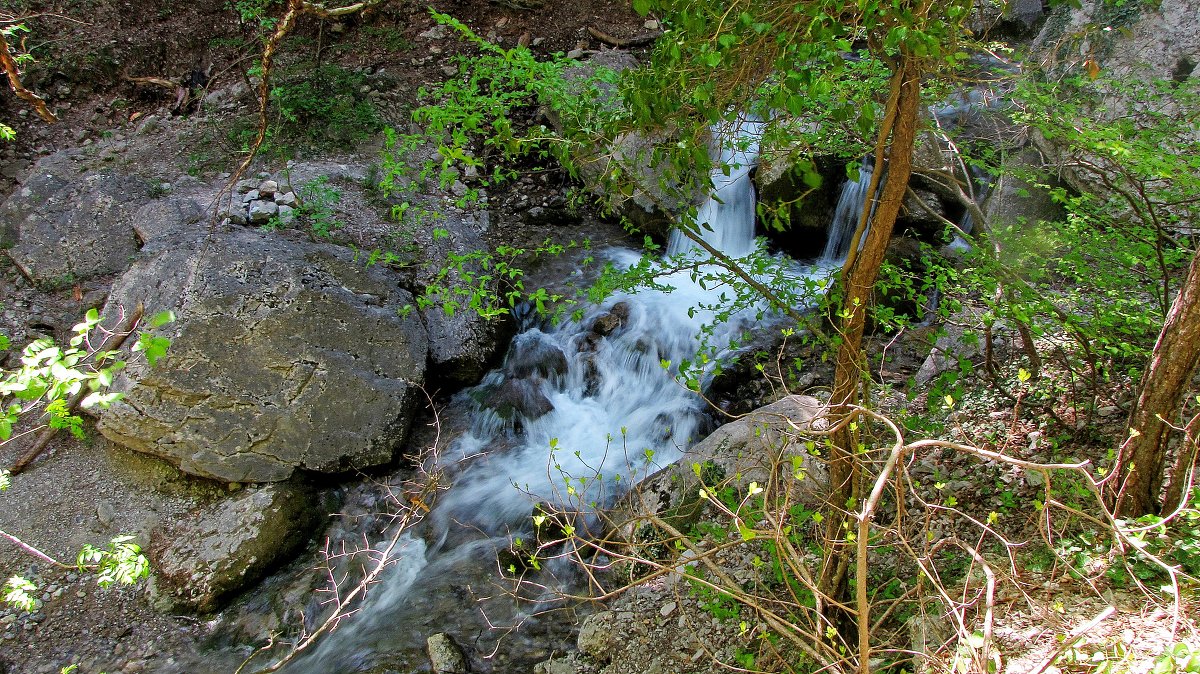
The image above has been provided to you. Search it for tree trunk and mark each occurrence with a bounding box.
[817,56,922,611]
[1116,247,1200,516]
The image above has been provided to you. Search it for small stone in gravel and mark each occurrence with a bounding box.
[97,501,116,527]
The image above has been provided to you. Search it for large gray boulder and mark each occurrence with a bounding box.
[545,51,686,241]
[981,148,1067,231]
[1,151,152,285]
[609,395,828,541]
[1031,0,1199,200]
[415,209,508,386]
[97,227,428,483]
[149,482,322,613]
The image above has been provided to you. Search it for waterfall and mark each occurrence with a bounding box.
[666,118,765,259]
[283,119,792,674]
[821,161,874,263]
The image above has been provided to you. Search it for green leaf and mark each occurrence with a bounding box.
[149,310,176,328]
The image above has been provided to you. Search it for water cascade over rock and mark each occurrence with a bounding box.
[821,161,875,263]
[279,120,864,673]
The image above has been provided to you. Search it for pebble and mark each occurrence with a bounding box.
[98,501,117,527]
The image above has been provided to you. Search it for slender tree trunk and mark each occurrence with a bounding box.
[1116,247,1200,516]
[818,55,922,612]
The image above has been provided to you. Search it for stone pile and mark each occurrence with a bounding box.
[219,175,299,227]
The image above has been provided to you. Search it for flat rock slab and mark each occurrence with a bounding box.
[98,227,428,483]
[1,151,152,285]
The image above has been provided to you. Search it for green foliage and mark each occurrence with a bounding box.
[380,10,620,209]
[269,63,382,149]
[296,176,343,238]
[1,22,34,142]
[1111,488,1200,584]
[411,238,583,321]
[264,176,343,239]
[0,311,172,611]
[3,576,37,612]
[227,0,282,31]
[77,536,151,588]
[1154,642,1200,674]
[0,309,134,440]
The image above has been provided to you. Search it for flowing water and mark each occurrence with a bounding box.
[277,123,875,673]
[821,161,874,263]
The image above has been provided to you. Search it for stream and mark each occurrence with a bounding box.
[266,121,872,673]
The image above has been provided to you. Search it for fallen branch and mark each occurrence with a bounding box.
[0,30,57,123]
[586,26,662,48]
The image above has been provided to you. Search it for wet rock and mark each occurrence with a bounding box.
[610,395,827,541]
[1,151,151,283]
[483,378,554,421]
[413,209,507,387]
[504,334,569,380]
[424,304,507,387]
[590,301,630,336]
[426,633,469,673]
[97,228,428,482]
[149,482,321,612]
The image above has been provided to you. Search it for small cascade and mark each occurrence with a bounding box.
[821,161,875,263]
[666,118,765,259]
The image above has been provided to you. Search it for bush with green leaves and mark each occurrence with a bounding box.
[380,11,624,210]
[1,308,174,612]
